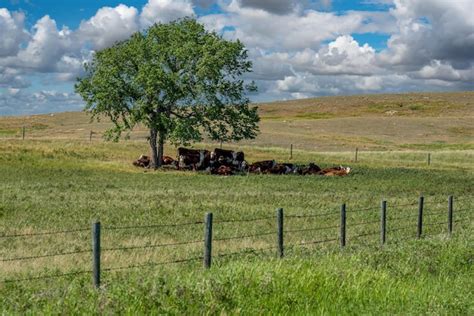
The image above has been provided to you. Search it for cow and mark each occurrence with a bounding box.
[247,160,276,173]
[133,155,177,168]
[300,163,322,175]
[133,155,151,168]
[320,166,351,176]
[282,163,300,174]
[266,163,289,174]
[212,148,246,170]
[177,147,211,170]
[211,165,234,176]
[162,156,175,165]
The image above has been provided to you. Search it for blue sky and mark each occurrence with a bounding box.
[1,0,473,115]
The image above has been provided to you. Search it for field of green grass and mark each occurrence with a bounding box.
[0,91,473,313]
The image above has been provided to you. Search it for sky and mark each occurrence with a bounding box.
[0,0,473,115]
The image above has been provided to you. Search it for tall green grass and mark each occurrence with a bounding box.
[0,139,472,314]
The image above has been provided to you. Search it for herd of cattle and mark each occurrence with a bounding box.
[133,147,351,176]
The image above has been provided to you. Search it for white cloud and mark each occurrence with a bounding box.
[203,2,394,51]
[1,0,474,115]
[78,4,140,50]
[378,0,474,70]
[140,0,194,28]
[0,9,28,57]
[11,16,76,72]
[0,89,83,115]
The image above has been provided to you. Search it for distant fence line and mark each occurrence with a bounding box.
[0,195,472,288]
[4,127,462,166]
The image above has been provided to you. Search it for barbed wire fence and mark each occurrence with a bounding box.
[0,195,472,288]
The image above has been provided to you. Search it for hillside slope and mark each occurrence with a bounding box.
[1,91,473,151]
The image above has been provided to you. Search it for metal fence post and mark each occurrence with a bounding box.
[277,208,284,258]
[417,196,424,239]
[204,212,213,269]
[381,200,387,245]
[92,221,101,288]
[340,204,346,248]
[448,195,453,235]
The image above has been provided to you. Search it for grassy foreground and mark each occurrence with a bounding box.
[2,233,473,314]
[0,137,473,314]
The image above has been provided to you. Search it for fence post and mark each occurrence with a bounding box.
[203,212,213,269]
[277,208,284,258]
[340,204,346,248]
[89,130,93,142]
[381,200,387,245]
[448,195,453,235]
[92,221,101,288]
[290,144,293,160]
[427,153,431,166]
[355,148,358,163]
[417,196,424,239]
[22,126,25,140]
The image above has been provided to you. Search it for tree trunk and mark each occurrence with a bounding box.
[149,128,160,169]
[157,129,165,168]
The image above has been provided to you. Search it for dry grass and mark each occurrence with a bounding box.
[1,91,473,151]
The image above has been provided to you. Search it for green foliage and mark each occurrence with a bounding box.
[75,18,259,146]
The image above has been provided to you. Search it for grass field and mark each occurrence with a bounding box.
[0,92,473,314]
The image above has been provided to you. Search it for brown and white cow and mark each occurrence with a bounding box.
[162,156,175,166]
[300,163,322,175]
[177,147,211,170]
[320,166,351,176]
[212,148,246,170]
[248,160,277,173]
[211,165,234,176]
[133,155,151,168]
[133,155,176,168]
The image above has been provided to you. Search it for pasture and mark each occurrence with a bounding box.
[0,91,473,314]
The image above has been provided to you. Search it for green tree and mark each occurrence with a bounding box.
[75,18,259,168]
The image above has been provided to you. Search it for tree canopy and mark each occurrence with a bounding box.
[75,18,259,168]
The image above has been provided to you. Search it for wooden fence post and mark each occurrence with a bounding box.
[203,212,213,269]
[92,221,101,288]
[22,126,25,140]
[355,148,358,163]
[277,208,284,258]
[340,204,346,248]
[290,144,293,160]
[89,130,93,142]
[381,200,387,245]
[417,196,424,239]
[448,195,453,235]
[427,153,431,166]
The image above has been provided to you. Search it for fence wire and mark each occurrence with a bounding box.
[1,270,91,284]
[351,231,379,239]
[290,237,339,247]
[0,249,90,262]
[102,239,203,252]
[215,246,277,259]
[104,256,203,272]
[0,228,89,239]
[286,210,339,219]
[105,221,203,231]
[214,231,274,242]
[285,224,339,234]
[214,216,274,224]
